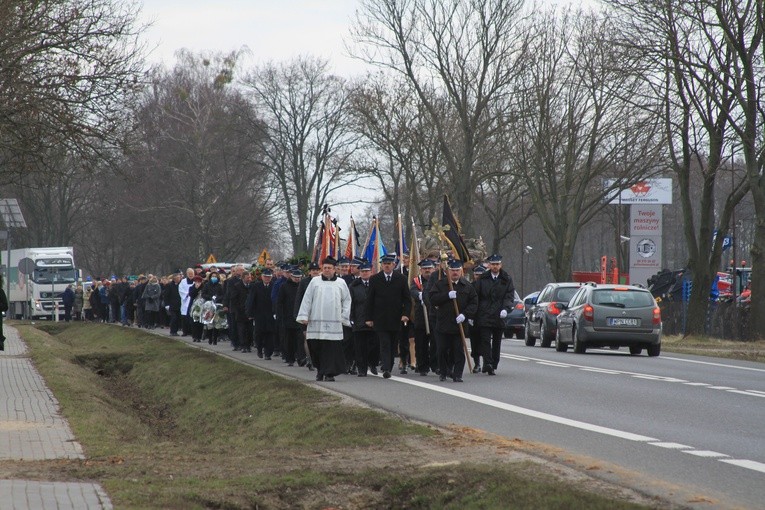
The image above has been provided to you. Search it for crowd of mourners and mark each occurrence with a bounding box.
[63,253,516,383]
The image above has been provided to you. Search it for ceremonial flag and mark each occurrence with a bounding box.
[441,195,472,262]
[362,217,387,273]
[318,205,338,263]
[344,217,360,260]
[408,217,420,286]
[396,214,408,273]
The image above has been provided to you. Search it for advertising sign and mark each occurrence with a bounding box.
[605,178,673,205]
[629,204,663,286]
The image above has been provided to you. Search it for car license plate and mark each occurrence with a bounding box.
[608,317,640,327]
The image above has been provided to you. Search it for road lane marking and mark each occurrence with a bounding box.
[657,355,765,373]
[500,353,762,398]
[719,459,765,474]
[683,450,729,458]
[387,375,658,442]
[650,442,692,449]
[381,374,765,476]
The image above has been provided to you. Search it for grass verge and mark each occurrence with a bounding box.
[11,322,660,509]
[662,334,765,363]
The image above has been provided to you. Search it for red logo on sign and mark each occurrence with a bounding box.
[631,181,651,196]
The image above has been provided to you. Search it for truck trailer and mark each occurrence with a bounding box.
[1,247,77,319]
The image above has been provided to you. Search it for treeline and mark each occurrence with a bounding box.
[0,0,762,337]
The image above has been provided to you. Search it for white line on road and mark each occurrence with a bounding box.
[658,355,765,373]
[382,374,765,476]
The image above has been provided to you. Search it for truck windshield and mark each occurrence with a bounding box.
[32,261,77,284]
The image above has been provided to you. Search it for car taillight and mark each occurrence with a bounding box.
[515,303,524,310]
[583,304,594,322]
[547,302,562,315]
[652,307,661,325]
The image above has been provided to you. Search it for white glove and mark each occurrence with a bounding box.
[418,292,423,301]
[165,305,170,312]
[448,290,457,299]
[456,313,465,324]
[500,309,508,319]
[468,319,474,326]
[273,314,277,320]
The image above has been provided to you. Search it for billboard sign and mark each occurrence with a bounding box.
[605,178,673,205]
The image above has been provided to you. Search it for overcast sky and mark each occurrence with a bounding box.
[137,0,594,77]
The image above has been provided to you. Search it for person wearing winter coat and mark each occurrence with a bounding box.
[141,276,162,328]
[61,284,75,322]
[73,284,84,321]
[247,269,276,358]
[163,273,183,336]
[201,271,224,345]
[429,259,478,383]
[296,257,351,382]
[473,254,516,373]
[349,263,378,376]
[276,268,304,366]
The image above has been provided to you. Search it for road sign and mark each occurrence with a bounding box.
[18,257,35,274]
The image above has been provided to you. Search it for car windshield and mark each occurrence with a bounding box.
[592,289,654,308]
[554,287,579,303]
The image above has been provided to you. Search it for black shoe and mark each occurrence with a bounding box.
[324,375,335,382]
[400,368,407,375]
[307,362,314,371]
[370,367,378,375]
[264,356,272,360]
[297,359,307,367]
[486,365,495,375]
[233,347,240,351]
[287,362,294,367]
[453,377,463,383]
[439,375,447,382]
[419,371,428,376]
[357,372,367,377]
[472,364,481,374]
[383,371,391,379]
[169,333,179,337]
[257,351,263,358]
[316,373,324,381]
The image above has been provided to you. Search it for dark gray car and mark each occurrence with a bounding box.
[525,283,582,347]
[555,283,662,355]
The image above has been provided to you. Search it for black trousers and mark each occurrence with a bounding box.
[342,326,355,369]
[353,330,378,374]
[169,310,181,335]
[438,332,465,379]
[255,330,274,357]
[376,330,398,373]
[479,326,503,369]
[413,327,434,373]
[398,322,413,366]
[236,319,252,351]
[284,328,301,363]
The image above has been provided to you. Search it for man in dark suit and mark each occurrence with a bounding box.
[247,269,276,359]
[429,259,478,382]
[364,254,411,379]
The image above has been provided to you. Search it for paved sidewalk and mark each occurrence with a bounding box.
[0,325,112,509]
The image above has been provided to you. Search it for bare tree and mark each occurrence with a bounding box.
[124,50,274,266]
[351,0,528,235]
[606,0,758,336]
[243,56,358,256]
[0,0,146,180]
[348,73,446,235]
[511,9,663,281]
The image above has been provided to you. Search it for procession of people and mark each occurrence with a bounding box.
[71,250,514,383]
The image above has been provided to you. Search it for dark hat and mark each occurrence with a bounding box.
[447,259,463,269]
[322,256,338,266]
[381,254,396,263]
[350,257,363,266]
[308,262,320,270]
[418,259,436,269]
[487,254,503,263]
[473,265,487,274]
[337,256,350,265]
[359,262,372,271]
[279,263,290,270]
[290,268,304,277]
[262,268,274,277]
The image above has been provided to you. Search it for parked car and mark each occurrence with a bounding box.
[525,283,582,347]
[555,283,662,356]
[503,291,531,339]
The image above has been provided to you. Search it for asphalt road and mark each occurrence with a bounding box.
[177,333,765,509]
